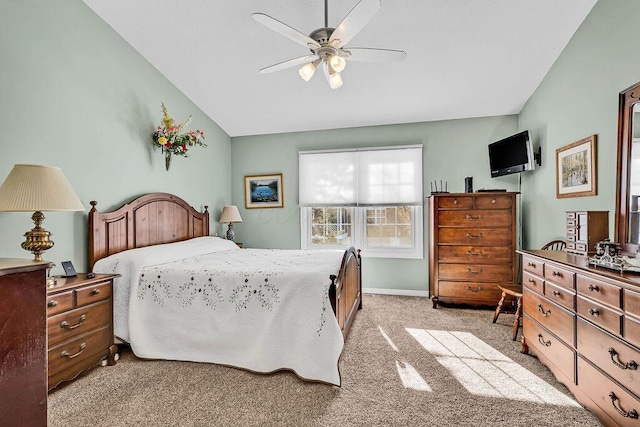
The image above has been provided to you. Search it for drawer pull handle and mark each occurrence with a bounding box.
[491,199,496,204]
[527,262,535,267]
[551,290,561,297]
[465,214,482,220]
[466,232,482,239]
[48,300,58,308]
[60,314,87,330]
[453,199,458,205]
[551,271,561,277]
[608,392,639,419]
[537,304,551,316]
[587,284,599,292]
[466,268,483,274]
[527,279,535,284]
[587,308,600,317]
[608,348,638,370]
[537,333,551,347]
[61,343,87,360]
[466,250,483,256]
[466,286,483,293]
[91,289,101,295]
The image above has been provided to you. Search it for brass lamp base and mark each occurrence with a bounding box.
[21,211,54,261]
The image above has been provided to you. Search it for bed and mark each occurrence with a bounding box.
[88,192,361,385]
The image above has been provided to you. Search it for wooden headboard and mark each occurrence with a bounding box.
[88,193,210,268]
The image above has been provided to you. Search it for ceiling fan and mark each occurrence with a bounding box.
[253,0,406,89]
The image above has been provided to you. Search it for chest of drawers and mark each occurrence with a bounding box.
[519,250,640,427]
[46,273,119,390]
[428,192,517,308]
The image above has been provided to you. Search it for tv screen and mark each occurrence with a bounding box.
[488,130,535,178]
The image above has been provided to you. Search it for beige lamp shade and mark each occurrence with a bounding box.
[0,164,84,212]
[219,205,243,223]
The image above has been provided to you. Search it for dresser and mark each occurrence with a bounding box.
[0,258,52,426]
[519,249,640,427]
[428,192,517,308]
[47,273,119,390]
[565,211,609,256]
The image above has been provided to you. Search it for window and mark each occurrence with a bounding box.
[299,145,423,259]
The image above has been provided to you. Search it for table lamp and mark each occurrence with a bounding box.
[0,164,85,261]
[219,205,243,241]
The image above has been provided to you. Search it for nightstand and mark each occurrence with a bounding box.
[46,273,119,390]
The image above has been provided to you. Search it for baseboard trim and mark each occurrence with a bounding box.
[362,288,429,297]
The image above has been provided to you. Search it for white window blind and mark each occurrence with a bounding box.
[298,145,422,207]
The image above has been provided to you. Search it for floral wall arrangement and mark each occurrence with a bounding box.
[152,102,206,170]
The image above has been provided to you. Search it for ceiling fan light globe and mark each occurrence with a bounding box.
[329,55,346,72]
[328,71,343,89]
[299,62,318,81]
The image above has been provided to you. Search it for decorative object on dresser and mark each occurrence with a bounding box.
[219,205,243,241]
[0,259,52,425]
[428,192,518,309]
[47,273,119,390]
[518,249,640,426]
[244,173,284,209]
[566,211,609,256]
[0,164,84,261]
[556,135,597,198]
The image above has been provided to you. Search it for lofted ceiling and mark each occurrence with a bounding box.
[82,0,597,137]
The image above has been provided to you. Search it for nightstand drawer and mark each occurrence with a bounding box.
[47,299,111,347]
[46,290,74,316]
[48,325,111,380]
[76,281,111,306]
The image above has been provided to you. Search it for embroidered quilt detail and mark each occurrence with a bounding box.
[138,272,172,306]
[317,282,332,335]
[178,274,224,309]
[230,277,281,312]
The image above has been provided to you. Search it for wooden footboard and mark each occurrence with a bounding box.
[330,246,362,339]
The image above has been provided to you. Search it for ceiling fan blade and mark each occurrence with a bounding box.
[253,13,321,50]
[344,47,407,62]
[329,0,381,48]
[259,55,318,74]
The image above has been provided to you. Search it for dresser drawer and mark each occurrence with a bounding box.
[577,295,623,336]
[523,288,575,346]
[523,271,544,295]
[438,263,513,282]
[544,281,576,311]
[544,262,575,290]
[76,281,111,306]
[577,318,640,395]
[437,228,513,246]
[437,245,513,263]
[625,316,640,349]
[626,289,640,315]
[46,290,74,316]
[577,275,622,309]
[475,195,513,209]
[438,196,472,209]
[523,315,575,383]
[522,255,544,277]
[578,357,640,427]
[47,299,112,347]
[48,325,111,380]
[438,210,512,227]
[437,281,502,300]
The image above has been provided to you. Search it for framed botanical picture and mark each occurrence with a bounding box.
[556,135,597,198]
[244,173,284,209]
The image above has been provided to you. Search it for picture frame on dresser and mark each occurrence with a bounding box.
[556,135,597,198]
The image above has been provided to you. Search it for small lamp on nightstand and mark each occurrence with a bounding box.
[0,164,85,261]
[219,205,243,241]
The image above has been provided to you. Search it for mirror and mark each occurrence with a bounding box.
[615,81,640,246]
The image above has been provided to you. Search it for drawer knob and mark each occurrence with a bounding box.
[465,214,482,220]
[527,279,535,284]
[537,304,551,317]
[91,289,101,295]
[608,348,638,370]
[491,199,496,204]
[527,262,535,267]
[608,392,639,419]
[551,271,561,277]
[466,250,482,256]
[61,342,87,360]
[466,268,483,274]
[48,300,58,308]
[587,308,599,317]
[60,314,87,330]
[453,199,458,205]
[466,232,482,239]
[588,284,599,292]
[551,290,561,297]
[537,333,551,347]
[466,286,483,293]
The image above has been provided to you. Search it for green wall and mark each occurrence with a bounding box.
[231,116,518,292]
[0,0,232,274]
[519,0,640,249]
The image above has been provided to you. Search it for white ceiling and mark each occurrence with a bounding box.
[82,0,597,137]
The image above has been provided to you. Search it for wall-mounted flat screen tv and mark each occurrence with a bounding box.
[488,130,536,178]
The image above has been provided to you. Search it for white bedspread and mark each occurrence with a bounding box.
[93,237,346,385]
